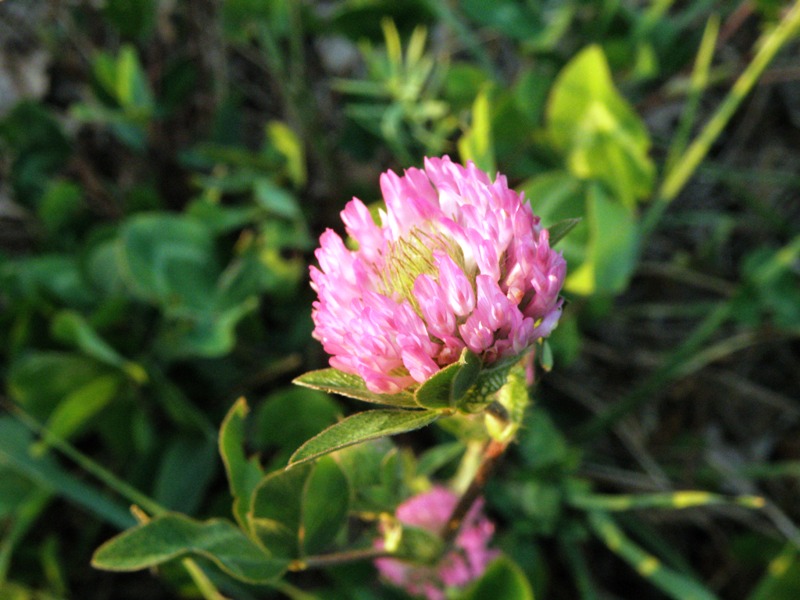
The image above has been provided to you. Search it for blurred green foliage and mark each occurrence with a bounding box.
[1,0,799,599]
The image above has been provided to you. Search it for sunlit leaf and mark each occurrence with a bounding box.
[458,87,496,174]
[547,45,654,207]
[288,409,440,467]
[294,368,418,408]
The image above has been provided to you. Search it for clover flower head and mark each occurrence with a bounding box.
[311,156,566,393]
[374,487,499,600]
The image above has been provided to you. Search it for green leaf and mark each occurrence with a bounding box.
[0,485,50,584]
[462,556,535,600]
[8,353,109,419]
[518,409,573,472]
[38,179,84,234]
[748,545,800,600]
[416,441,465,477]
[51,310,147,383]
[547,45,654,207]
[219,398,264,530]
[92,514,287,583]
[34,374,122,454]
[458,356,520,413]
[253,178,302,219]
[266,121,306,187]
[153,436,217,514]
[566,184,639,295]
[117,213,218,310]
[104,0,157,40]
[414,362,462,410]
[3,253,94,308]
[458,87,496,174]
[288,409,441,467]
[156,296,258,359]
[333,438,405,513]
[0,417,134,529]
[248,464,313,558]
[300,457,350,556]
[115,45,155,112]
[293,368,418,408]
[547,218,582,247]
[0,468,36,519]
[254,387,341,468]
[0,101,71,205]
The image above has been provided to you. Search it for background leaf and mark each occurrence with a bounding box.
[547,45,654,207]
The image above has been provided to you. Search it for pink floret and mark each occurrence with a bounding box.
[311,155,567,393]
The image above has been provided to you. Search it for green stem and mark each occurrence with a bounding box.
[10,406,165,516]
[440,438,509,545]
[442,366,529,542]
[664,14,720,174]
[269,580,321,600]
[644,0,800,235]
[182,558,230,600]
[0,488,51,583]
[449,439,486,494]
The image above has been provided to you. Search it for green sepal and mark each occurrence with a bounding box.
[414,349,481,409]
[458,355,520,413]
[293,368,418,408]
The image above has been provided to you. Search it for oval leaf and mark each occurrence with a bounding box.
[301,456,350,556]
[248,464,313,558]
[92,514,287,583]
[288,409,440,467]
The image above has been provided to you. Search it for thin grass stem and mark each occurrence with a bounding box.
[644,1,800,235]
